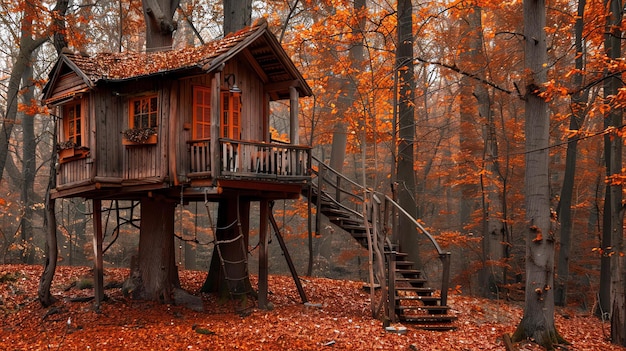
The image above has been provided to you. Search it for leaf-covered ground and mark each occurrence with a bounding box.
[0,264,621,350]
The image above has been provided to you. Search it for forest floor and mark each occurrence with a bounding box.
[0,264,622,351]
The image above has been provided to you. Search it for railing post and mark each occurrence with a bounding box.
[315,164,325,236]
[387,250,396,323]
[439,252,451,307]
[335,175,341,203]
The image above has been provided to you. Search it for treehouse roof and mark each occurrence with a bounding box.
[43,18,312,104]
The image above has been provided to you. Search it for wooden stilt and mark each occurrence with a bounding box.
[258,199,269,309]
[92,199,104,307]
[269,202,308,303]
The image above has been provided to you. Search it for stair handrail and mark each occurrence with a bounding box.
[381,195,444,255]
[310,155,451,307]
[311,155,366,190]
[312,155,447,254]
[381,194,451,307]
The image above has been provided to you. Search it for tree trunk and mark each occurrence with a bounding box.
[127,197,180,301]
[20,59,37,264]
[38,0,69,307]
[604,0,625,344]
[39,132,59,307]
[555,0,587,307]
[512,0,564,347]
[202,197,252,295]
[123,0,181,303]
[201,0,254,299]
[396,0,419,267]
[0,0,46,187]
[223,0,251,35]
[142,0,179,50]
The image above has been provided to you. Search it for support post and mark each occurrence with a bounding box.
[258,199,269,309]
[439,252,451,307]
[269,202,308,303]
[289,86,299,145]
[387,250,396,323]
[315,164,325,236]
[210,70,222,179]
[92,199,104,307]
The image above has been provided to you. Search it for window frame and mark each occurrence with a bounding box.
[129,94,159,130]
[63,100,83,146]
[192,86,212,140]
[220,90,241,140]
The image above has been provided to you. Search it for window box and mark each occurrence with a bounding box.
[122,128,158,146]
[57,143,90,163]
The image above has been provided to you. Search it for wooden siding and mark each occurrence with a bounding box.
[124,144,160,179]
[93,90,123,179]
[46,73,89,103]
[57,158,91,186]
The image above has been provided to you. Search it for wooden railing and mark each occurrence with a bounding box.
[188,138,311,180]
[188,139,212,175]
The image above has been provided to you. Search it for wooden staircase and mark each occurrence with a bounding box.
[307,156,457,330]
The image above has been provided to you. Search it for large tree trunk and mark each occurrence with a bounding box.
[124,0,182,303]
[396,0,419,267]
[202,197,252,295]
[142,0,179,50]
[127,198,180,301]
[223,0,251,35]
[201,0,254,301]
[555,0,587,307]
[512,0,564,347]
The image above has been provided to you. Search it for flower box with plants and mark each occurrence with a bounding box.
[121,127,158,146]
[57,141,90,163]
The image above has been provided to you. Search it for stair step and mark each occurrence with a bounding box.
[395,287,435,296]
[394,260,415,267]
[395,295,441,305]
[320,207,353,218]
[327,216,363,226]
[395,305,451,314]
[399,314,457,324]
[341,224,367,232]
[396,269,422,277]
[395,277,427,286]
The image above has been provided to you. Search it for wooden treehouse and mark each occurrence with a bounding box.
[42,19,311,309]
[43,19,311,201]
[42,19,455,330]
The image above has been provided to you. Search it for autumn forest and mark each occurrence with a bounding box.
[1,0,626,349]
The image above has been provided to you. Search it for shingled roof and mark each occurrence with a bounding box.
[43,18,311,103]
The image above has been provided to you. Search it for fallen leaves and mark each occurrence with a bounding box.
[0,264,622,351]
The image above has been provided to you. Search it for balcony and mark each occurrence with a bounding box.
[188,138,310,183]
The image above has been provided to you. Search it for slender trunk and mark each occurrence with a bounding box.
[604,0,625,343]
[555,0,587,306]
[20,60,37,264]
[39,119,59,307]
